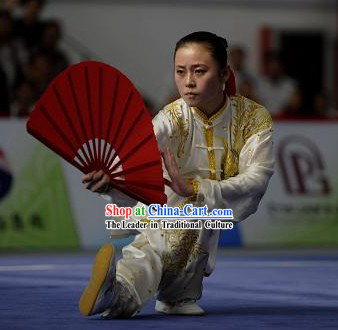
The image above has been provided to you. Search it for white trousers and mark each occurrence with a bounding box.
[115,229,210,315]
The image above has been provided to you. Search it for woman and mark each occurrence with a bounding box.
[80,31,274,318]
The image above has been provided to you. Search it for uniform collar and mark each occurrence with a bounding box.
[191,97,229,126]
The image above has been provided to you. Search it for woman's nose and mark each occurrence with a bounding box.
[185,73,196,88]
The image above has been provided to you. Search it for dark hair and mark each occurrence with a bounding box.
[174,31,229,70]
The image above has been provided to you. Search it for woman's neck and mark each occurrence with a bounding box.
[201,92,227,118]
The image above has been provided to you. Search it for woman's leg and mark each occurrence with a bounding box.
[113,232,163,316]
[79,232,163,318]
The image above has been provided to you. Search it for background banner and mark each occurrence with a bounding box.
[0,120,79,249]
[1,120,337,249]
[239,121,338,246]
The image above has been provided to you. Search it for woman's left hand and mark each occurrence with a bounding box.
[162,146,194,197]
[82,170,111,194]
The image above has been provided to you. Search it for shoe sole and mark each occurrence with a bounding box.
[79,243,114,316]
[155,309,205,316]
[155,302,205,316]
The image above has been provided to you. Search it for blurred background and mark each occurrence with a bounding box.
[0,2,338,329]
[0,0,337,251]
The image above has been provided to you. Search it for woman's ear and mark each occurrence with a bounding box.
[223,65,231,83]
[221,65,230,91]
[224,66,237,96]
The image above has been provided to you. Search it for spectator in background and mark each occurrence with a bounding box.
[275,87,304,119]
[238,78,260,103]
[257,51,297,117]
[229,46,258,100]
[0,67,10,115]
[10,80,34,116]
[1,0,20,12]
[311,92,338,119]
[13,0,45,54]
[0,9,25,116]
[23,50,52,100]
[37,19,69,77]
[1,0,72,117]
[311,92,325,118]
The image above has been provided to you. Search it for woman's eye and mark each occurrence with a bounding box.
[195,69,206,75]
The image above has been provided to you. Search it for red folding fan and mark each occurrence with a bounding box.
[27,61,167,205]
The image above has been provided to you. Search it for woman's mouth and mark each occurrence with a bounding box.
[186,92,198,98]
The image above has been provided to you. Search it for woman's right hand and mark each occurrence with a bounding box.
[82,170,111,194]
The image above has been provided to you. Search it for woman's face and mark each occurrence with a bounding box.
[174,42,227,114]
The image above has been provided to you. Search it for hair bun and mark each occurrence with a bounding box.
[218,36,228,50]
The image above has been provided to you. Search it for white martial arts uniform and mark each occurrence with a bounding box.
[102,94,274,315]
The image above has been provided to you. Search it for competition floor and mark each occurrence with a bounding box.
[1,249,338,330]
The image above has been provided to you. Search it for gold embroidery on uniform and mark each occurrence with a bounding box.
[165,100,189,158]
[192,105,227,180]
[243,103,273,141]
[161,229,206,274]
[159,96,273,275]
[140,217,153,224]
[175,197,193,212]
[193,105,227,122]
[232,95,273,144]
[161,199,205,273]
[214,96,242,180]
[140,197,195,228]
[231,96,246,155]
[220,95,273,180]
[159,103,222,273]
[220,137,239,179]
[205,126,216,180]
[186,179,199,196]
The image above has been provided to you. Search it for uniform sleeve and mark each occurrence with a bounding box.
[152,109,174,152]
[194,127,274,222]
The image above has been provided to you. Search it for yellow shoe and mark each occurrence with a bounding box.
[79,243,116,316]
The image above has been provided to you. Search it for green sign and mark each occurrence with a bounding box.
[0,144,79,249]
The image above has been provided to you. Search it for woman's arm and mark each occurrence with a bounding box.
[165,127,274,222]
[196,128,274,222]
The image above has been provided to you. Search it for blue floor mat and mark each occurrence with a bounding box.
[1,252,338,330]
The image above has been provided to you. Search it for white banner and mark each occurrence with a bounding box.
[239,121,338,246]
[2,120,337,249]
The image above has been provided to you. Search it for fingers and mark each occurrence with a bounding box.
[90,175,111,193]
[162,146,191,197]
[92,170,105,182]
[164,178,172,187]
[162,147,172,178]
[161,147,168,166]
[82,170,104,184]
[82,171,96,184]
[163,146,178,180]
[82,170,110,193]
